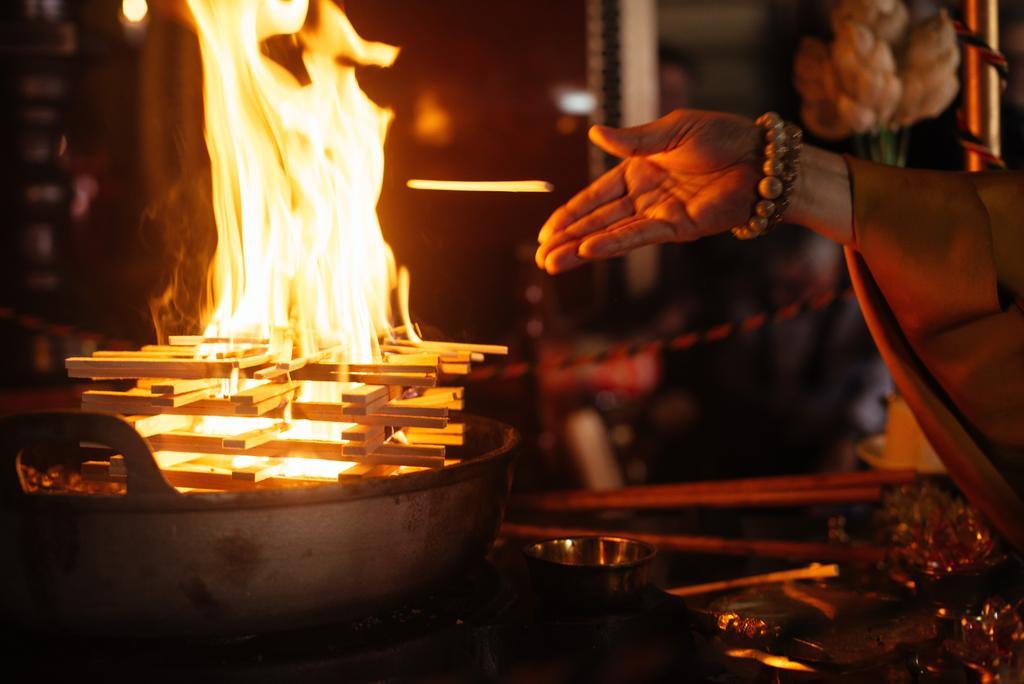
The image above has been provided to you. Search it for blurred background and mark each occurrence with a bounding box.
[0,0,1018,528]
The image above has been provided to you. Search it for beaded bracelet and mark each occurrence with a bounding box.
[731,112,802,240]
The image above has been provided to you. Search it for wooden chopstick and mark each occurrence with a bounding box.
[510,469,915,512]
[667,563,839,598]
[500,523,885,563]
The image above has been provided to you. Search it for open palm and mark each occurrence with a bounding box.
[536,110,762,274]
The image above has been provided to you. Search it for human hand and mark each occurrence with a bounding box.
[535,109,762,274]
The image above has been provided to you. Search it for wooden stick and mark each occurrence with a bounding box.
[439,362,471,375]
[667,563,840,598]
[149,378,220,395]
[512,486,883,511]
[123,414,193,437]
[379,401,448,418]
[151,387,213,408]
[500,523,886,563]
[403,430,464,446]
[231,460,283,482]
[405,422,466,435]
[289,402,448,428]
[339,383,387,406]
[141,344,199,354]
[168,335,269,346]
[285,365,437,387]
[93,349,195,359]
[213,346,268,360]
[257,345,341,378]
[228,381,298,405]
[336,462,374,482]
[222,423,285,450]
[153,451,205,468]
[365,464,401,477]
[149,429,409,464]
[360,449,444,468]
[385,352,439,366]
[511,470,916,512]
[82,460,330,491]
[82,389,286,418]
[387,339,509,356]
[82,460,123,481]
[67,355,270,379]
[383,345,472,362]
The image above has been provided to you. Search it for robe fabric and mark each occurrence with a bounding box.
[844,156,1024,549]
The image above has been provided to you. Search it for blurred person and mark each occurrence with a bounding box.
[658,45,697,114]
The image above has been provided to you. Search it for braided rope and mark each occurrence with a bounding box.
[0,306,134,349]
[3,284,855,382]
[467,285,854,382]
[953,17,1009,170]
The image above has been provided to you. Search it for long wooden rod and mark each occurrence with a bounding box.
[510,469,916,512]
[500,523,885,563]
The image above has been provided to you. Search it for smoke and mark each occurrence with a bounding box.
[144,166,218,343]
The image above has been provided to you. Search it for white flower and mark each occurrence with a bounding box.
[793,2,960,136]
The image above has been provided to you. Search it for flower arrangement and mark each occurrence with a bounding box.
[793,0,960,165]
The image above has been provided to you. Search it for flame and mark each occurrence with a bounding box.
[177,0,409,480]
[186,0,399,364]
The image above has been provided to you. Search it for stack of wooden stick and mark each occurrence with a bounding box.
[67,336,506,491]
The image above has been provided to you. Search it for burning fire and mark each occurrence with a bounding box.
[182,0,405,470]
[67,0,505,491]
[187,0,399,363]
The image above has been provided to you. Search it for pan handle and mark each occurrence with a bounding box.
[0,410,179,503]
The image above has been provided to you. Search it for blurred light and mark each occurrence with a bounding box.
[724,649,816,673]
[610,423,634,447]
[526,318,544,337]
[122,0,148,23]
[407,179,553,193]
[555,115,579,135]
[412,90,454,147]
[555,88,596,115]
[524,285,543,304]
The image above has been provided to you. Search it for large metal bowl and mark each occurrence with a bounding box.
[0,411,518,637]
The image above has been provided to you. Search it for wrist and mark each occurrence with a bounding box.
[783,145,854,246]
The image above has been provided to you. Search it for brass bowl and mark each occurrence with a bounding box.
[523,536,656,612]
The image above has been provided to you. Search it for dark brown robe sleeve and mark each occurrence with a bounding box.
[846,156,1024,448]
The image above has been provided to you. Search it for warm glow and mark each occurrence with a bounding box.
[229,454,355,479]
[122,0,148,23]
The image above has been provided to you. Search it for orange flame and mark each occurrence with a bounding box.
[187,0,399,364]
[183,0,410,474]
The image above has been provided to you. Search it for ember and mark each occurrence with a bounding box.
[65,0,506,491]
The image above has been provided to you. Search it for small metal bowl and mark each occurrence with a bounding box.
[523,536,656,612]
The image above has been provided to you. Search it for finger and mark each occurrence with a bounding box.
[544,240,587,274]
[577,219,676,259]
[534,196,634,268]
[537,164,626,245]
[588,110,693,158]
